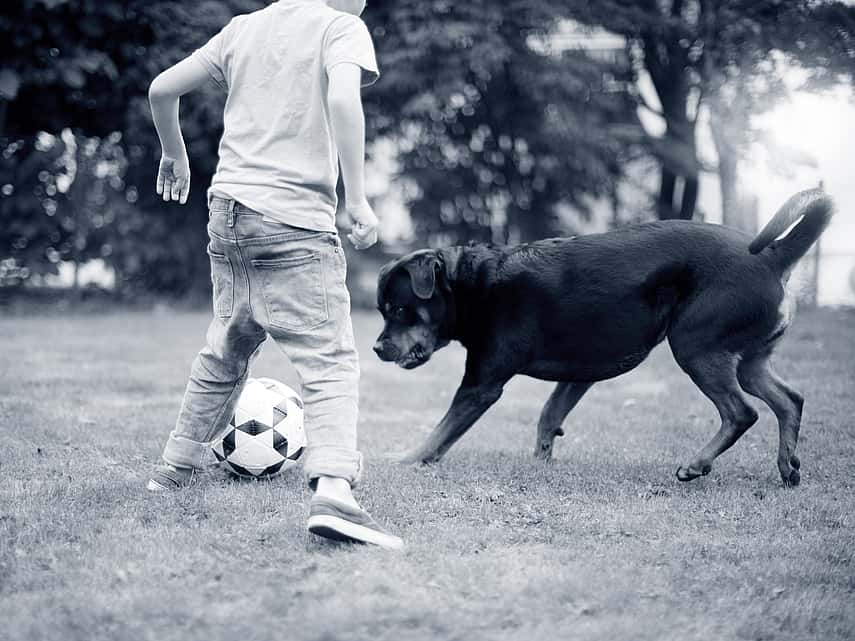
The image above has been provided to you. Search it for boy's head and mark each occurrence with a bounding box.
[326,0,365,16]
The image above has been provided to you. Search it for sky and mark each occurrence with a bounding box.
[703,86,855,305]
[756,90,854,305]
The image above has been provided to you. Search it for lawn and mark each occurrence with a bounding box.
[1,306,853,641]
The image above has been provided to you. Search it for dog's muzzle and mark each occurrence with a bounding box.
[374,338,429,369]
[373,339,398,362]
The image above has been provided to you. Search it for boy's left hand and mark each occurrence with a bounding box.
[156,154,191,204]
[346,199,379,250]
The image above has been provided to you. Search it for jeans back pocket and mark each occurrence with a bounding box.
[252,252,328,332]
[208,247,234,319]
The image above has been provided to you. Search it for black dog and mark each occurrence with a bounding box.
[374,189,834,486]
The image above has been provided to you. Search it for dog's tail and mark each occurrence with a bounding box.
[748,188,834,273]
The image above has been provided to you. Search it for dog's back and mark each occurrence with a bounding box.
[491,189,832,358]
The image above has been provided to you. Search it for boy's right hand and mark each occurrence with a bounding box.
[346,199,379,250]
[156,153,191,204]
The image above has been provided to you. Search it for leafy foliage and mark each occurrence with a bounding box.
[366,1,641,244]
[564,0,855,222]
[0,0,265,294]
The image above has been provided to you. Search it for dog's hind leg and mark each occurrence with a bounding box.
[672,351,759,482]
[737,353,804,486]
[535,382,592,461]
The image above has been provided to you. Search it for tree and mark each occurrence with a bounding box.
[365,1,641,245]
[556,0,705,220]
[4,0,852,296]
[565,0,855,223]
[0,0,264,294]
[700,0,855,231]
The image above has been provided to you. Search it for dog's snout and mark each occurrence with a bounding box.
[374,338,399,361]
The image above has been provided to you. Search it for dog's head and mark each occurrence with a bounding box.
[374,249,455,369]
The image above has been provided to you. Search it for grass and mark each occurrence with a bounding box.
[1,306,853,641]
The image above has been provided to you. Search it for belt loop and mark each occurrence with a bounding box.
[227,200,236,228]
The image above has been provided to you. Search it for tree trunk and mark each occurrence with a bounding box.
[710,100,756,233]
[717,151,740,227]
[680,174,698,220]
[642,17,699,222]
[72,259,81,294]
[658,167,678,219]
[646,55,698,220]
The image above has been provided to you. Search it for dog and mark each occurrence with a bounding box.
[373,189,834,486]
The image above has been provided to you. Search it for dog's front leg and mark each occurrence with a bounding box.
[399,383,504,464]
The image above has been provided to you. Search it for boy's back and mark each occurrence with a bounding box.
[194,0,378,232]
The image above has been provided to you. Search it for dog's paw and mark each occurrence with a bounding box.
[534,428,563,461]
[782,469,801,487]
[780,464,801,487]
[533,443,554,461]
[778,454,801,487]
[675,463,711,482]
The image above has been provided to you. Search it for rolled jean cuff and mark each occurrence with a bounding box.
[162,431,209,469]
[302,445,363,488]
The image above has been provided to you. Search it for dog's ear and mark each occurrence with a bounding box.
[404,252,441,300]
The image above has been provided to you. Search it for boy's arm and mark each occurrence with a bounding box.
[148,56,211,204]
[327,63,378,249]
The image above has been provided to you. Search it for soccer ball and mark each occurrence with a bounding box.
[211,378,306,478]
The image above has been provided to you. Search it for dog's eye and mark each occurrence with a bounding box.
[392,305,407,318]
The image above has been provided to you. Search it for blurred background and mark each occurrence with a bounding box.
[2,0,855,311]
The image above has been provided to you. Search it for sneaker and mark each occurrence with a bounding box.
[307,497,404,550]
[146,463,195,491]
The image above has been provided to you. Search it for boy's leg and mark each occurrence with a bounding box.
[261,240,362,487]
[161,316,266,470]
[150,214,267,489]
[291,314,361,488]
[248,228,401,548]
[149,317,265,490]
[270,260,403,549]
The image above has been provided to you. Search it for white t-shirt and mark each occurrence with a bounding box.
[192,0,379,232]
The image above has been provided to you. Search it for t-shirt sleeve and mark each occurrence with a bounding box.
[323,15,379,87]
[191,19,234,90]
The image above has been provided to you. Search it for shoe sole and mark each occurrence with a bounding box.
[147,479,168,492]
[146,470,195,492]
[307,514,404,550]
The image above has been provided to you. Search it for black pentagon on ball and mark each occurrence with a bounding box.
[234,419,268,436]
[273,402,289,424]
[264,460,285,475]
[222,428,236,458]
[287,445,304,461]
[272,429,288,455]
[227,462,254,477]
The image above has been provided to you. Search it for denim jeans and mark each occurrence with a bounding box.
[161,197,362,485]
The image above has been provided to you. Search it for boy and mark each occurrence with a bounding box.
[146,0,402,550]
